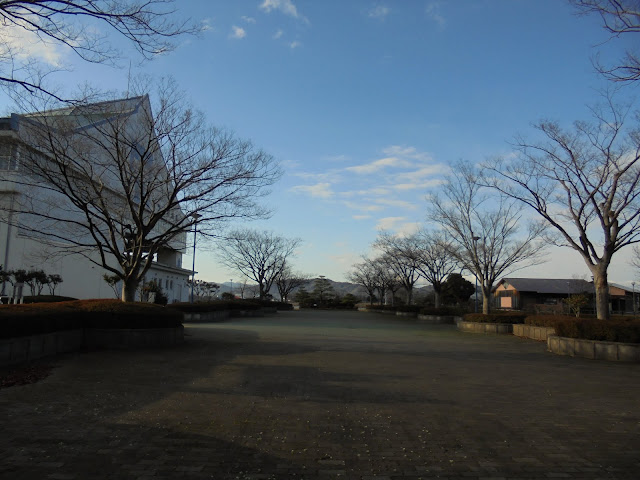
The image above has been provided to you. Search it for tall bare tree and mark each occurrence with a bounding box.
[348,257,378,306]
[217,229,300,300]
[274,263,309,302]
[0,0,197,101]
[429,161,547,314]
[571,0,640,82]
[374,232,422,305]
[485,99,640,320]
[3,80,280,301]
[414,230,459,308]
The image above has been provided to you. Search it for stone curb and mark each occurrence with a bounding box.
[457,321,513,334]
[547,334,640,362]
[513,324,556,341]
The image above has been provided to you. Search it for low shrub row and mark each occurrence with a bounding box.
[466,313,640,343]
[463,312,527,324]
[1,299,183,339]
[419,306,466,316]
[167,299,293,313]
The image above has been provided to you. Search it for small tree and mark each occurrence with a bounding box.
[46,274,63,295]
[24,269,48,295]
[348,257,379,306]
[563,293,590,318]
[103,273,122,299]
[312,276,334,306]
[374,233,422,305]
[274,264,309,302]
[441,273,475,307]
[217,229,300,300]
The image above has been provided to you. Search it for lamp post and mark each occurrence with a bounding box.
[632,281,636,315]
[190,213,201,303]
[230,278,233,299]
[472,236,480,313]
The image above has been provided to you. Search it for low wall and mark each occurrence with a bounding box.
[0,326,184,367]
[458,321,513,334]
[547,335,640,362]
[417,314,461,325]
[513,324,556,341]
[395,311,418,318]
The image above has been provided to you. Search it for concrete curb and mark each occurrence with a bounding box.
[457,321,513,334]
[513,324,556,341]
[547,334,640,362]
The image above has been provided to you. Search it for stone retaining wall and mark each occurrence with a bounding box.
[547,335,640,362]
[1,326,184,367]
[183,310,231,322]
[513,324,556,341]
[457,321,513,334]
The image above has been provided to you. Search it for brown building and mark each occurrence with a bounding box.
[494,278,637,314]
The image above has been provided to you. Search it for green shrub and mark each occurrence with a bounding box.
[0,299,182,338]
[463,312,527,324]
[524,315,640,343]
[395,305,421,313]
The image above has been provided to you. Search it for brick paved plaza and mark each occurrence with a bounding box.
[1,310,639,479]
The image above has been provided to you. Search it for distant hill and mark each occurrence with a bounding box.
[217,277,434,302]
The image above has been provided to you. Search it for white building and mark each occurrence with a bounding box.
[0,97,193,302]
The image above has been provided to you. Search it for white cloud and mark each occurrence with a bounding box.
[343,201,385,212]
[369,5,390,19]
[353,215,372,220]
[242,16,256,24]
[374,198,417,210]
[394,164,449,181]
[201,18,214,32]
[0,23,64,67]
[260,0,309,23]
[289,40,302,49]
[376,216,407,231]
[229,25,246,39]
[382,145,433,162]
[290,182,334,199]
[426,1,446,29]
[273,29,284,39]
[346,156,413,174]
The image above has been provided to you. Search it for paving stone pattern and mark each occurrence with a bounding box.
[1,310,639,479]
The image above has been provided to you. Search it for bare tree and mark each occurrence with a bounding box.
[429,161,547,314]
[0,0,197,101]
[414,230,459,308]
[348,257,379,306]
[187,279,219,302]
[274,263,309,302]
[571,0,640,82]
[217,229,300,300]
[374,232,422,306]
[485,99,640,320]
[4,80,281,301]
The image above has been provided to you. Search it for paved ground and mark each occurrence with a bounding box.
[1,310,639,480]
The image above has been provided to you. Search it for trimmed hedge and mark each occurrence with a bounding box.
[524,315,640,343]
[463,312,527,324]
[168,299,294,313]
[1,299,183,339]
[23,295,77,304]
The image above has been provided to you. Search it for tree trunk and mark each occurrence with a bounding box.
[406,286,413,305]
[482,286,492,315]
[433,287,441,308]
[592,268,610,320]
[121,278,139,302]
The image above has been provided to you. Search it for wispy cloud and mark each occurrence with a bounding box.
[374,198,418,210]
[241,16,256,24]
[273,29,284,39]
[425,1,446,29]
[376,217,421,236]
[0,22,64,66]
[260,0,309,23]
[346,156,414,174]
[290,182,334,199]
[369,5,390,19]
[353,215,372,220]
[289,40,302,49]
[229,25,246,39]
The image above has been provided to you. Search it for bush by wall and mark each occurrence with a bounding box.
[419,306,465,316]
[1,299,182,339]
[22,295,77,304]
[168,299,265,313]
[463,312,527,324]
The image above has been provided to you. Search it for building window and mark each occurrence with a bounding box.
[0,143,17,170]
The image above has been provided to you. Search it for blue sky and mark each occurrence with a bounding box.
[2,0,639,285]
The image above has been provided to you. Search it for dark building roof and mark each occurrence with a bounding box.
[498,278,593,295]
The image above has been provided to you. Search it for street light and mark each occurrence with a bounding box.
[632,281,636,315]
[190,213,201,303]
[230,278,233,299]
[472,236,480,313]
